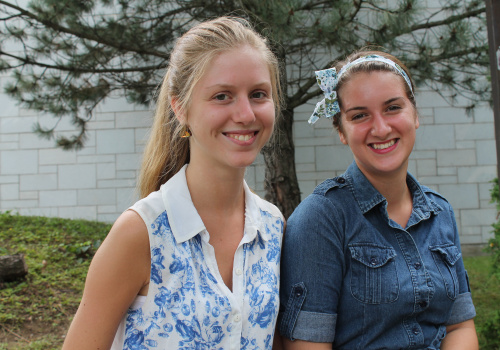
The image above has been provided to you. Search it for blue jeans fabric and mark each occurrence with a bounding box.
[279,162,475,349]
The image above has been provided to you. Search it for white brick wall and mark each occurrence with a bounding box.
[0,79,497,248]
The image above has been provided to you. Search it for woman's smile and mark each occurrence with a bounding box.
[369,138,398,152]
[224,130,258,143]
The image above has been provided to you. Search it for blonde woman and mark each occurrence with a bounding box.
[63,17,284,350]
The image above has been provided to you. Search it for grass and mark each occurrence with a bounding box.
[0,211,499,349]
[464,255,500,349]
[0,211,111,349]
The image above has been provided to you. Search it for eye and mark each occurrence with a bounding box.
[387,105,402,112]
[214,93,229,101]
[251,91,268,99]
[351,113,366,121]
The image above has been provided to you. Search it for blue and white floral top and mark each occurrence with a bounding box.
[111,165,284,350]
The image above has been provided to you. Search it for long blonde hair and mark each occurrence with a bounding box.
[138,17,282,198]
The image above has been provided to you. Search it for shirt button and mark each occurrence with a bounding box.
[414,262,422,270]
[337,177,346,184]
[413,328,419,335]
[235,268,243,276]
[419,301,427,308]
[233,314,241,322]
[370,257,377,266]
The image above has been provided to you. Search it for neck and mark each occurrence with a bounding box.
[369,172,409,204]
[185,161,246,214]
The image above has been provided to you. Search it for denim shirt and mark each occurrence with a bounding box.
[279,162,475,350]
[112,165,284,350]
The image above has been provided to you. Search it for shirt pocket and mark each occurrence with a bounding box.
[348,243,399,304]
[429,244,461,300]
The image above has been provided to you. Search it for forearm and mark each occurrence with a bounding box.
[273,326,283,350]
[282,338,331,350]
[441,319,478,350]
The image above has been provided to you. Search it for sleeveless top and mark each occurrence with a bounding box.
[111,165,284,350]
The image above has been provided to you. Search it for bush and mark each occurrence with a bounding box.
[480,310,500,349]
[486,178,500,277]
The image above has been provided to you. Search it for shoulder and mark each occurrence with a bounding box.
[130,189,166,227]
[286,178,349,235]
[417,181,453,212]
[313,176,349,196]
[420,184,448,202]
[291,176,350,217]
[407,174,455,218]
[105,210,149,254]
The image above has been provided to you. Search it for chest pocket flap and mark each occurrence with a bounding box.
[349,244,397,268]
[348,244,398,304]
[429,244,461,266]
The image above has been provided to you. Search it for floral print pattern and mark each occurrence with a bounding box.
[121,207,283,350]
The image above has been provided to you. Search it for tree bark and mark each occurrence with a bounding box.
[0,254,28,282]
[262,107,301,219]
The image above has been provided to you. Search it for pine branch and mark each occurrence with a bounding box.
[0,0,183,58]
[408,45,486,66]
[410,7,485,32]
[0,49,166,73]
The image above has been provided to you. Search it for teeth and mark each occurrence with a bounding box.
[372,139,396,150]
[228,133,253,141]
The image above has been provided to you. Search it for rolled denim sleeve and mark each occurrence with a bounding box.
[279,193,343,342]
[446,291,476,325]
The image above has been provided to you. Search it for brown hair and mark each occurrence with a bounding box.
[332,49,415,132]
[138,17,282,198]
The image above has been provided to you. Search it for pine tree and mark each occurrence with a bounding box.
[0,0,489,217]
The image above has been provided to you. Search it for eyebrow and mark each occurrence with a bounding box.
[344,97,404,113]
[204,81,271,90]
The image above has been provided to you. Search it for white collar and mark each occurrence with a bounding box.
[161,164,272,244]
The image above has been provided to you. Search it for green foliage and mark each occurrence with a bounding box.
[480,310,500,350]
[463,255,500,349]
[0,211,111,348]
[486,178,500,277]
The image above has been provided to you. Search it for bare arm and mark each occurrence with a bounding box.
[441,319,478,350]
[272,328,283,350]
[282,338,331,350]
[62,210,150,350]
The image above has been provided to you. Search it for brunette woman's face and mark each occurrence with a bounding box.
[181,45,275,171]
[338,71,419,180]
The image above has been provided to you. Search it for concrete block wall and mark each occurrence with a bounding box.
[0,74,497,249]
[0,89,150,222]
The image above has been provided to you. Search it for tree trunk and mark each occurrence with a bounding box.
[262,107,301,219]
[0,254,28,282]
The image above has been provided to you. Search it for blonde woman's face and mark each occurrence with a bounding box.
[184,45,275,171]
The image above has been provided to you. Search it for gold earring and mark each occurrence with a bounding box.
[180,125,191,138]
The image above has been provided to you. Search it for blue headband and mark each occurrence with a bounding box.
[308,54,414,124]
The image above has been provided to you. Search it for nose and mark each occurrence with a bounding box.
[234,97,256,124]
[370,114,391,138]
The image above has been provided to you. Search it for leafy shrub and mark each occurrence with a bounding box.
[479,310,500,350]
[486,178,500,277]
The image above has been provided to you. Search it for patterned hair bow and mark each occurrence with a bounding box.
[308,54,414,124]
[308,68,340,125]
